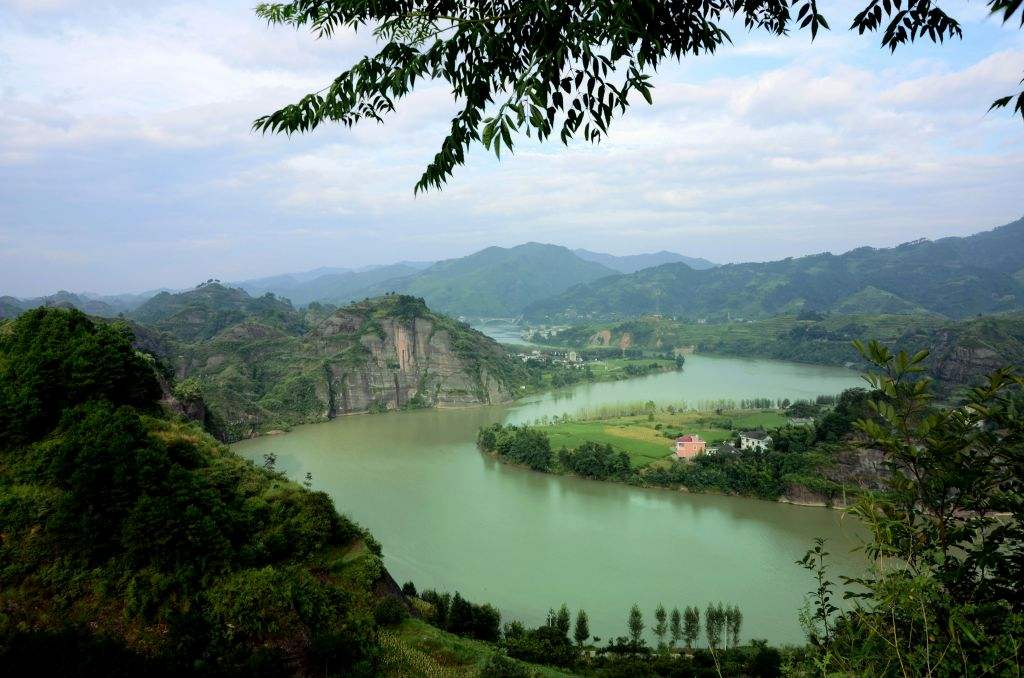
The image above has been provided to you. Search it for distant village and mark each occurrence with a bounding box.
[673,420,811,461]
[513,348,588,367]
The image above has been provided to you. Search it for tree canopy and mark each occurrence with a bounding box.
[254,0,1024,191]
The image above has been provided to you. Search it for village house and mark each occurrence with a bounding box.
[675,434,706,460]
[708,442,740,456]
[788,417,815,427]
[739,430,772,452]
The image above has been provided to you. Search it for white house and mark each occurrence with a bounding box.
[739,430,772,452]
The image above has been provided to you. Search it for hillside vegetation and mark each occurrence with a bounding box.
[128,284,526,440]
[545,312,1024,392]
[572,248,716,273]
[356,243,618,317]
[0,308,386,675]
[526,217,1024,321]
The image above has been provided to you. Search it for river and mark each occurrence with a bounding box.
[234,354,867,645]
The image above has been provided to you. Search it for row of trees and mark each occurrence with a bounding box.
[622,602,743,653]
[402,577,753,672]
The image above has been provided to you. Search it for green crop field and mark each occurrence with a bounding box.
[540,409,789,469]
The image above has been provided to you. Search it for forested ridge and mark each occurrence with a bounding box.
[526,218,1024,321]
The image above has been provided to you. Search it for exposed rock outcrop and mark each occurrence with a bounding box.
[132,293,523,441]
[315,312,510,416]
[783,448,887,507]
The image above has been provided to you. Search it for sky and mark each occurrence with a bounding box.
[1,0,1023,297]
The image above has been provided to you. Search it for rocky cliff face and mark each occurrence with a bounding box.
[782,447,888,508]
[135,294,522,441]
[928,330,1014,389]
[315,312,510,416]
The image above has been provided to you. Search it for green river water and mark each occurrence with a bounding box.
[234,354,868,645]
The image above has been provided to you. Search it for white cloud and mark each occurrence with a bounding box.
[1,0,1023,295]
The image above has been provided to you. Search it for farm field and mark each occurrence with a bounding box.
[540,409,790,468]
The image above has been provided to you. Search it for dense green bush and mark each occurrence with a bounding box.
[418,589,502,642]
[502,623,580,668]
[477,423,552,471]
[0,308,161,445]
[374,596,409,626]
[0,308,381,676]
[557,441,631,480]
[480,652,532,677]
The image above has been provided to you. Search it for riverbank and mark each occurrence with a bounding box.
[479,444,853,510]
[478,391,882,506]
[231,354,867,646]
[221,355,685,442]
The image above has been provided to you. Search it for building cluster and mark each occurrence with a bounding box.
[674,430,774,461]
[514,349,586,366]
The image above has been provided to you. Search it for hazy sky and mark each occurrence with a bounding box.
[2,0,1023,296]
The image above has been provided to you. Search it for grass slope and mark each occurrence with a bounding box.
[380,619,574,677]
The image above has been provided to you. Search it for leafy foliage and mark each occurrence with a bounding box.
[0,308,161,446]
[477,423,553,471]
[556,441,631,480]
[0,308,383,675]
[803,341,1024,675]
[416,589,501,642]
[254,0,1023,190]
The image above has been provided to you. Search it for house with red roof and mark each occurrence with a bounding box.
[675,434,706,460]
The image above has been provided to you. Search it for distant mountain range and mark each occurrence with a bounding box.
[230,245,714,316]
[234,262,432,306]
[5,221,1023,322]
[0,290,152,319]
[573,248,716,273]
[348,243,619,317]
[525,217,1024,321]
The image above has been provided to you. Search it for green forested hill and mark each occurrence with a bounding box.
[525,218,1024,321]
[572,248,717,273]
[130,282,308,341]
[0,308,386,675]
[126,287,525,440]
[546,312,1024,391]
[0,291,124,319]
[355,243,618,317]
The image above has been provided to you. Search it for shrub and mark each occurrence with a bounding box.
[481,652,532,678]
[374,597,408,626]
